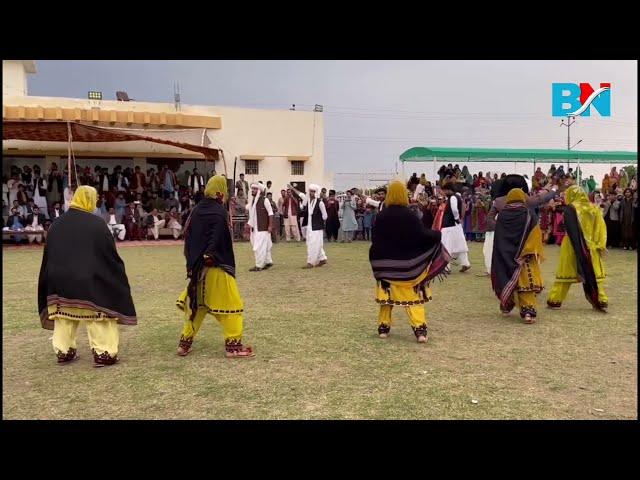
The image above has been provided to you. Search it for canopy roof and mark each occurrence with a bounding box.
[399,147,637,164]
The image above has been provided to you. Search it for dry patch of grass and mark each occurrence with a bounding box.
[2,240,637,419]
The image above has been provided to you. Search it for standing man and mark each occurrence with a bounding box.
[339,189,358,242]
[162,165,178,200]
[247,182,274,271]
[440,180,471,273]
[365,187,387,214]
[235,173,249,206]
[131,166,147,195]
[325,189,340,242]
[189,168,205,194]
[277,189,287,239]
[32,165,49,218]
[282,188,302,242]
[291,184,328,268]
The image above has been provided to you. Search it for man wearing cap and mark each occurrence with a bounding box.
[291,183,328,268]
[248,182,274,271]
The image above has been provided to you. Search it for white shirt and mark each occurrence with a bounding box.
[300,192,328,225]
[109,214,117,225]
[102,175,109,192]
[32,215,39,227]
[53,209,61,218]
[449,195,460,222]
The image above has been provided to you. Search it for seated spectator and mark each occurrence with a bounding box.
[164,209,182,239]
[105,207,127,241]
[115,192,127,220]
[123,202,142,240]
[48,201,64,222]
[12,200,28,218]
[3,207,25,244]
[145,208,165,240]
[25,206,46,244]
[165,194,180,212]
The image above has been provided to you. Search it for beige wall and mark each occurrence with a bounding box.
[3,95,330,191]
[2,61,30,97]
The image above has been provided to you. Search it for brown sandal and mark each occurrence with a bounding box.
[523,314,536,324]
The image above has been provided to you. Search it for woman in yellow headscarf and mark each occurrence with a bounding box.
[369,179,450,343]
[38,185,137,367]
[176,175,254,357]
[491,188,544,324]
[547,185,608,311]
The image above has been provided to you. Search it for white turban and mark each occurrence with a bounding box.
[308,183,321,192]
[251,182,266,192]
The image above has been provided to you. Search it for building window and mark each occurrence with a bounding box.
[291,161,304,176]
[245,160,259,175]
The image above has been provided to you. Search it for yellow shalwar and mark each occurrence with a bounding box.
[547,187,608,307]
[177,266,244,349]
[376,267,431,335]
[49,306,119,362]
[48,186,121,365]
[507,226,544,317]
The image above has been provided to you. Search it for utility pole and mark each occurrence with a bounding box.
[560,115,575,170]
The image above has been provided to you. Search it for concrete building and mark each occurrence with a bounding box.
[2,60,331,194]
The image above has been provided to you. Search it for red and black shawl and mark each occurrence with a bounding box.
[563,204,604,311]
[491,201,536,311]
[369,205,450,285]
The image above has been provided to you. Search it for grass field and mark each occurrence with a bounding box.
[2,240,637,419]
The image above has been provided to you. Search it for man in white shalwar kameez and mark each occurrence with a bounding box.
[440,181,471,273]
[291,183,328,268]
[248,182,274,272]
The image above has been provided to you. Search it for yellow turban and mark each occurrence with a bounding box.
[204,175,228,201]
[69,185,97,213]
[506,188,527,204]
[385,179,409,207]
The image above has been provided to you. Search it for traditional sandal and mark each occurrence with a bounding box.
[57,354,79,365]
[248,267,263,272]
[417,335,428,343]
[460,265,471,273]
[177,346,191,356]
[317,260,327,267]
[523,314,536,324]
[263,263,273,269]
[225,346,255,358]
[302,264,314,269]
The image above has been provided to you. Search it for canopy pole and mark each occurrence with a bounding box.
[433,155,436,184]
[401,159,405,179]
[533,158,536,179]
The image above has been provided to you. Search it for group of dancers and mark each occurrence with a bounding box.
[36,173,609,366]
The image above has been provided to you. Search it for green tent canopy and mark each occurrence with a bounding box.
[399,147,637,164]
